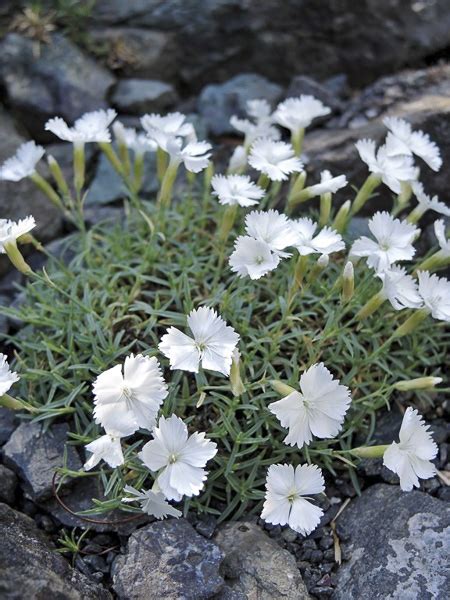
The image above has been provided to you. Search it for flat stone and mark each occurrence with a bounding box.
[112,518,224,599]
[0,33,115,141]
[3,422,82,501]
[215,521,310,599]
[333,483,450,599]
[198,73,283,136]
[0,464,17,504]
[0,408,17,445]
[112,78,178,114]
[0,108,63,275]
[88,28,178,80]
[0,502,111,599]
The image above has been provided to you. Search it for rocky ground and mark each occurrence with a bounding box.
[1,2,450,599]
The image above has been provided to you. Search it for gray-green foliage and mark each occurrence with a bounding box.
[2,193,448,520]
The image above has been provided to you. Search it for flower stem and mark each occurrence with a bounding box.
[291,129,305,156]
[73,142,86,194]
[30,172,64,212]
[157,160,179,208]
[319,193,332,226]
[350,174,381,217]
[356,290,385,320]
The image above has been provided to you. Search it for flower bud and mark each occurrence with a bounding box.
[394,377,442,392]
[270,380,296,396]
[342,261,354,302]
[332,200,351,233]
[47,155,70,198]
[393,308,429,338]
[351,444,389,459]
[317,254,329,269]
[2,241,32,275]
[30,172,64,211]
[319,192,332,226]
[230,349,246,397]
[356,290,385,320]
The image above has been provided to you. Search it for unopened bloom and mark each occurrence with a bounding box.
[84,434,124,470]
[245,210,298,257]
[122,484,182,519]
[0,216,36,253]
[159,307,239,375]
[139,414,217,501]
[376,266,423,310]
[141,112,195,140]
[211,174,264,207]
[274,96,331,133]
[384,117,442,171]
[433,219,450,258]
[355,139,417,193]
[261,463,325,536]
[383,407,437,491]
[350,211,418,272]
[417,271,450,322]
[248,139,303,181]
[229,236,280,279]
[269,363,351,448]
[291,218,345,257]
[113,121,157,156]
[0,354,19,396]
[228,145,248,173]
[230,99,280,146]
[306,170,347,197]
[93,354,168,436]
[0,141,45,181]
[409,182,450,221]
[45,109,117,144]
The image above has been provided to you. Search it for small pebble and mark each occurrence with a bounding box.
[310,549,324,564]
[281,527,297,543]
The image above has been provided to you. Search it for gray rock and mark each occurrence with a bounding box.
[0,108,63,275]
[0,408,17,445]
[333,484,450,600]
[112,518,225,599]
[0,502,111,599]
[0,464,17,504]
[3,422,82,501]
[286,75,342,114]
[304,64,450,213]
[88,27,178,80]
[112,78,178,114]
[92,1,450,90]
[215,521,310,599]
[0,33,115,141]
[198,73,283,136]
[86,149,158,205]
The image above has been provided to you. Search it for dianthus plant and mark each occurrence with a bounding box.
[1,102,448,533]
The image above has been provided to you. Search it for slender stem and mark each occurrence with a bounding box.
[350,174,381,217]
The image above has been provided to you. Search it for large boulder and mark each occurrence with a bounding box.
[215,521,310,599]
[112,78,178,114]
[0,502,111,599]
[198,73,283,136]
[3,422,82,501]
[0,33,115,141]
[333,483,450,599]
[112,518,225,599]
[90,1,450,90]
[304,64,450,209]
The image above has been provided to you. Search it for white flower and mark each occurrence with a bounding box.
[350,211,418,272]
[229,236,280,280]
[384,117,442,172]
[261,464,325,536]
[411,182,450,218]
[306,170,347,197]
[84,434,124,470]
[45,109,117,144]
[376,266,423,310]
[248,139,304,181]
[433,219,450,257]
[0,141,45,181]
[211,174,264,207]
[113,121,157,155]
[0,216,36,253]
[291,218,345,257]
[150,133,212,173]
[141,112,195,140]
[139,414,217,501]
[245,210,299,256]
[230,99,280,146]
[228,145,248,172]
[159,306,239,376]
[93,354,168,436]
[417,271,450,322]
[0,353,19,396]
[269,363,351,448]
[122,484,182,519]
[355,139,417,193]
[274,96,331,134]
[383,407,437,491]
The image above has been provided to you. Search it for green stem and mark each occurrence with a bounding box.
[30,172,64,211]
[350,174,381,217]
[291,128,305,156]
[157,160,179,208]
